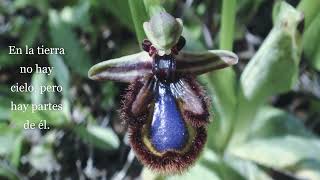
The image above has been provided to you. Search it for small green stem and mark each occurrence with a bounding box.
[211,0,237,154]
[219,0,237,50]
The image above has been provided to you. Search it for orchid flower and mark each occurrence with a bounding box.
[88,12,238,174]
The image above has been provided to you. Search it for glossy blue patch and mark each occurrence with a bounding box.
[150,82,188,152]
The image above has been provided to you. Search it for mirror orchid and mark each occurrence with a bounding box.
[88,11,238,174]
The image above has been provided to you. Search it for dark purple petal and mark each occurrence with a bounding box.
[130,76,154,116]
[88,52,152,83]
[175,50,238,75]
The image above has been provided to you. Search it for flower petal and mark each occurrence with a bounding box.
[151,81,188,152]
[88,52,152,83]
[175,50,238,75]
[121,77,208,174]
[170,76,210,127]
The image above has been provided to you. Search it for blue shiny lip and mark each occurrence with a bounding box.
[150,82,188,152]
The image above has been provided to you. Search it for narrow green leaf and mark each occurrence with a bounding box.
[10,135,23,168]
[295,160,320,180]
[203,68,238,153]
[13,0,49,13]
[48,54,70,98]
[203,0,238,153]
[199,150,246,180]
[0,166,18,180]
[141,168,165,180]
[298,0,320,28]
[10,108,67,128]
[0,50,22,68]
[302,13,320,71]
[224,154,273,180]
[19,17,42,47]
[74,125,120,150]
[231,135,320,169]
[166,163,220,180]
[129,0,149,47]
[60,0,91,28]
[48,10,91,76]
[0,125,21,156]
[31,73,47,105]
[248,106,312,139]
[101,0,135,30]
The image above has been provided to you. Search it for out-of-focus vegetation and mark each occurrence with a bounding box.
[0,0,320,179]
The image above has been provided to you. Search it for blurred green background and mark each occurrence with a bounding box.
[1,0,320,179]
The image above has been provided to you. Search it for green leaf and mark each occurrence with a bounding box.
[224,154,273,180]
[48,54,70,98]
[228,2,304,146]
[0,85,25,121]
[10,135,23,168]
[60,0,91,29]
[0,98,10,121]
[101,82,118,108]
[248,106,312,139]
[31,73,48,105]
[166,164,220,180]
[10,108,67,128]
[141,168,165,180]
[295,160,320,180]
[181,10,206,51]
[241,1,303,100]
[97,0,135,30]
[0,125,21,156]
[203,68,238,152]
[0,165,18,180]
[74,125,120,150]
[13,0,49,13]
[48,10,91,76]
[199,150,246,180]
[141,149,250,180]
[231,135,320,169]
[129,0,149,46]
[19,17,42,47]
[302,12,320,71]
[0,50,22,68]
[198,0,238,154]
[297,0,320,28]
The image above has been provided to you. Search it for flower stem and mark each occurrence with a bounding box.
[208,0,237,154]
[128,0,149,48]
[219,0,236,50]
